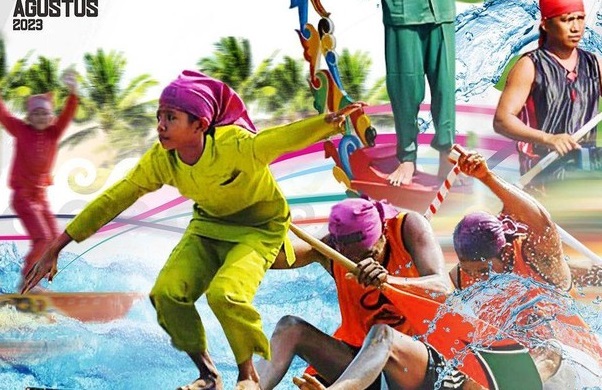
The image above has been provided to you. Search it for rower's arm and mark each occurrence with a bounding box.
[388,212,453,298]
[459,152,571,290]
[493,56,542,143]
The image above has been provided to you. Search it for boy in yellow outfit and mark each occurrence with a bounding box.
[22,70,362,390]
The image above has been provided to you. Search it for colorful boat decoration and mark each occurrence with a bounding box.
[289,0,525,215]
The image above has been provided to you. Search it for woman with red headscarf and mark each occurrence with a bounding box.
[493,0,602,190]
[21,70,363,390]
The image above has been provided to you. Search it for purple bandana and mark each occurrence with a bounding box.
[453,211,528,261]
[328,197,398,250]
[27,94,53,113]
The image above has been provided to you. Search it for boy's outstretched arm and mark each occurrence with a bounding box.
[0,95,23,136]
[21,174,159,293]
[21,232,72,293]
[253,103,365,165]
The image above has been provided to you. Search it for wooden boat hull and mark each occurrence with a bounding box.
[343,143,473,213]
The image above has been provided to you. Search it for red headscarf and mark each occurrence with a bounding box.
[538,0,585,46]
[540,0,584,20]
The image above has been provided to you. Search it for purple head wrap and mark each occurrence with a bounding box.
[453,211,528,261]
[328,197,398,250]
[159,70,256,132]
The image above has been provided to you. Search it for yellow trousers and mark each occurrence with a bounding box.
[150,231,274,363]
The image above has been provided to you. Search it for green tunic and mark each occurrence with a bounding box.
[65,114,339,362]
[381,0,455,26]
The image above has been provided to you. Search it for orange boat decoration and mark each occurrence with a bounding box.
[0,292,144,323]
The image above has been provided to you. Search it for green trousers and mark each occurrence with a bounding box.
[150,231,274,364]
[384,22,456,162]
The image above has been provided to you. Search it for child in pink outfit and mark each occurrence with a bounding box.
[0,71,78,283]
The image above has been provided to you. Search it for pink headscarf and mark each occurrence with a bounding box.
[159,70,256,132]
[328,197,399,250]
[27,94,53,113]
[540,0,584,19]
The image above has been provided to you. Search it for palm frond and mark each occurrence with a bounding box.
[59,126,100,149]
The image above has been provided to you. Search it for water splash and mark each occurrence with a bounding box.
[2,1,602,388]
[455,0,602,101]
[425,273,602,389]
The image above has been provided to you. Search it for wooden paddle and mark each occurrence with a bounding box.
[513,113,602,265]
[289,223,519,388]
[517,111,602,189]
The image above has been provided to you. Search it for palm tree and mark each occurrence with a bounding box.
[0,52,32,110]
[0,36,6,81]
[60,49,159,164]
[255,55,313,121]
[22,56,61,95]
[198,38,308,124]
[336,49,373,102]
[335,49,392,129]
[197,36,253,92]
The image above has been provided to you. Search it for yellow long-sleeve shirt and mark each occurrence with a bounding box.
[66,114,339,262]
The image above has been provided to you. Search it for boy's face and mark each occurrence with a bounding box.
[27,108,54,130]
[156,106,201,151]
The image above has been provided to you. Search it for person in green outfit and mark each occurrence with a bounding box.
[20,70,363,390]
[381,0,457,186]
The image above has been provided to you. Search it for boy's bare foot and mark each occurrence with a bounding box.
[235,379,261,390]
[177,375,223,390]
[293,374,327,390]
[387,161,415,186]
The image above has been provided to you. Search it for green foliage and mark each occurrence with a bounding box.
[2,33,384,159]
[337,49,372,101]
[0,36,6,80]
[196,38,381,124]
[197,37,253,91]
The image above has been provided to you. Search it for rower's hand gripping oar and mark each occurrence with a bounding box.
[517,112,602,189]
[288,223,515,346]
[515,113,602,265]
[289,223,518,388]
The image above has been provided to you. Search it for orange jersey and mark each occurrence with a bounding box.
[459,236,602,366]
[331,212,419,347]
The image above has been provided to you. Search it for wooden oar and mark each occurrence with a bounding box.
[517,112,602,189]
[513,113,602,265]
[424,145,464,220]
[289,223,518,388]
